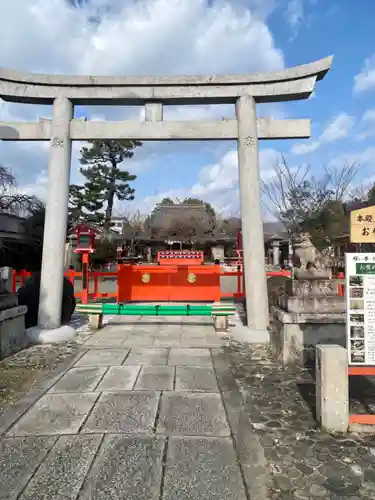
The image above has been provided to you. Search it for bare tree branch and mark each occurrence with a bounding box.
[0,165,42,216]
[261,155,362,234]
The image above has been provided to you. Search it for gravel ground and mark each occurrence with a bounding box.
[0,342,79,416]
[0,311,114,416]
[225,342,375,500]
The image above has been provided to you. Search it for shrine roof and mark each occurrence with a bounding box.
[149,204,212,228]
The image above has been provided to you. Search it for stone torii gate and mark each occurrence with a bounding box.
[0,56,332,339]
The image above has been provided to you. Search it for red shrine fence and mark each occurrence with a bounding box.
[12,267,294,302]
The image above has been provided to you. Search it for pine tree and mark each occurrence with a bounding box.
[70,139,141,231]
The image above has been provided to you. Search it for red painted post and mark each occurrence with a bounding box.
[337,271,344,297]
[236,265,241,296]
[11,270,16,293]
[81,253,89,304]
[93,272,99,300]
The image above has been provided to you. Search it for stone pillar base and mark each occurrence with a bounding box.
[0,306,27,359]
[26,325,76,344]
[316,344,348,433]
[213,316,229,332]
[270,306,346,366]
[89,313,103,330]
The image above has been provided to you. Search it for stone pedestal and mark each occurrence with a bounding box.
[0,292,18,311]
[271,273,346,365]
[0,266,13,293]
[0,305,28,359]
[316,345,348,433]
[278,280,345,314]
[27,324,76,344]
[213,316,228,332]
[89,313,103,330]
[270,306,346,365]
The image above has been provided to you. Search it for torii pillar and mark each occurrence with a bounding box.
[0,56,332,340]
[236,95,269,331]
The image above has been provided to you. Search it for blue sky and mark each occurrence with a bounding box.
[1,0,375,218]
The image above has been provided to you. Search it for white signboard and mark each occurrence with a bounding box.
[345,253,375,365]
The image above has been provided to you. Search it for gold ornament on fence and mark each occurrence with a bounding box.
[141,273,151,283]
[187,273,197,284]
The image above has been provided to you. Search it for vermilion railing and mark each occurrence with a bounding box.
[12,269,118,301]
[12,267,344,301]
[219,267,293,298]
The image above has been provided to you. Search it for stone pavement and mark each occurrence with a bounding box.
[226,342,375,500]
[0,315,265,500]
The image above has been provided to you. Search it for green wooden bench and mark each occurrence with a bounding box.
[76,302,236,331]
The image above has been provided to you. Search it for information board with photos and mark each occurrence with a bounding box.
[345,253,375,365]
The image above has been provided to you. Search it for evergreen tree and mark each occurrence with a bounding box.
[182,197,216,219]
[69,139,141,230]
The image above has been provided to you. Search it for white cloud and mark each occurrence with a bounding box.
[363,109,375,122]
[19,169,48,200]
[0,0,285,197]
[258,148,281,181]
[354,54,375,93]
[284,0,320,40]
[355,108,375,141]
[291,113,355,155]
[133,146,281,217]
[191,149,239,197]
[0,0,284,76]
[328,147,375,169]
[285,0,304,31]
[290,141,320,155]
[320,113,355,142]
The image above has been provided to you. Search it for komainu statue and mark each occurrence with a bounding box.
[291,232,332,279]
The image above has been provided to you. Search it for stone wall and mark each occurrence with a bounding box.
[0,306,28,359]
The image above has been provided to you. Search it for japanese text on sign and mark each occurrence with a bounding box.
[346,253,375,365]
[350,206,375,243]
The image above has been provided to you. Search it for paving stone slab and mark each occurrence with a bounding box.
[99,324,132,334]
[163,436,247,500]
[153,334,181,341]
[49,367,107,393]
[0,436,56,500]
[175,366,219,392]
[135,366,175,391]
[152,339,183,347]
[84,337,125,348]
[157,392,230,436]
[95,366,141,391]
[124,348,169,365]
[121,337,155,347]
[81,391,160,434]
[19,435,102,500]
[78,435,165,500]
[75,349,129,366]
[181,340,223,348]
[107,316,142,324]
[168,348,212,366]
[7,393,99,436]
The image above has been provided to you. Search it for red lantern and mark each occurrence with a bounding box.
[69,224,99,254]
[69,224,100,304]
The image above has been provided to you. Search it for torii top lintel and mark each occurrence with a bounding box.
[0,56,332,106]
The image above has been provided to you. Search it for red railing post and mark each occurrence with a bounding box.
[93,272,99,300]
[11,269,17,293]
[236,265,241,296]
[81,254,89,304]
[338,271,344,297]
